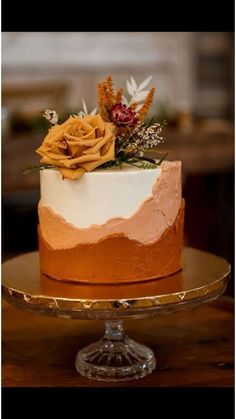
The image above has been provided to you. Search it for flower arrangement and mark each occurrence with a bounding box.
[24,76,167,180]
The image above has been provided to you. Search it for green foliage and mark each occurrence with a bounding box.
[22,164,55,175]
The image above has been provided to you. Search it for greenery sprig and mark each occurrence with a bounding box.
[101,152,168,170]
[22,163,55,175]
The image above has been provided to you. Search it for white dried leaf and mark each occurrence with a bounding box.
[81,98,88,115]
[126,80,135,96]
[131,90,149,103]
[130,76,137,90]
[77,111,86,117]
[121,95,129,106]
[138,75,152,91]
[90,107,97,116]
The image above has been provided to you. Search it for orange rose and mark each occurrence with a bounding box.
[36,114,117,180]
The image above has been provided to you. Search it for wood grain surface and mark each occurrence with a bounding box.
[2,297,234,387]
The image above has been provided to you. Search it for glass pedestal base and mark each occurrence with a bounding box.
[75,320,156,382]
[2,249,230,382]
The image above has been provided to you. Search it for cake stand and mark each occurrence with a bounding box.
[2,247,230,382]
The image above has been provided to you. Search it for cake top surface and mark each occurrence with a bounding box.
[82,163,162,174]
[24,75,169,181]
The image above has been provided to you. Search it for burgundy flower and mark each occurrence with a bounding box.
[110,103,138,126]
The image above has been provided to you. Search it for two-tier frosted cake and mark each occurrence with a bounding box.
[32,76,184,283]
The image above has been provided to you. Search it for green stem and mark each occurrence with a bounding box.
[22,164,56,175]
[157,151,168,164]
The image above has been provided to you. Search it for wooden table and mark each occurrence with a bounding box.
[2,297,234,387]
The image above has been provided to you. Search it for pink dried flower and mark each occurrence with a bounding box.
[110,103,138,126]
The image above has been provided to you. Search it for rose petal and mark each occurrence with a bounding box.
[63,153,101,167]
[59,167,85,180]
[82,127,113,155]
[80,139,115,172]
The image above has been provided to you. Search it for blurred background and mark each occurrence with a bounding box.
[2,32,234,293]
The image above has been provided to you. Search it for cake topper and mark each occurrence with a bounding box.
[24,76,167,179]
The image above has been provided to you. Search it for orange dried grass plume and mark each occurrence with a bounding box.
[103,76,114,107]
[130,102,137,111]
[138,87,155,121]
[97,76,123,122]
[97,82,109,121]
[115,87,123,102]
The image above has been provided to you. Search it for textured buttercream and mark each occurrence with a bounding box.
[38,202,184,283]
[38,161,182,248]
[40,164,162,227]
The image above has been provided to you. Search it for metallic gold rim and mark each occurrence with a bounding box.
[2,268,229,312]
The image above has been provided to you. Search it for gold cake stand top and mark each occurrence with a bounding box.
[2,247,230,320]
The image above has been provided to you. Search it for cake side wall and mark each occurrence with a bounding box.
[38,201,185,283]
[39,165,162,228]
[38,161,182,248]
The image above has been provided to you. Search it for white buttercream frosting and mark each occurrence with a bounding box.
[40,165,162,228]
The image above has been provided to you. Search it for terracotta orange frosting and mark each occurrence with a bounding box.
[38,160,184,284]
[38,201,184,284]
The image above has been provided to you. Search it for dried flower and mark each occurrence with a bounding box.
[110,103,138,126]
[34,75,167,179]
[97,82,110,121]
[103,76,114,107]
[42,109,58,125]
[122,75,154,110]
[128,122,164,151]
[77,99,97,117]
[138,88,155,121]
[97,76,118,121]
[115,87,123,102]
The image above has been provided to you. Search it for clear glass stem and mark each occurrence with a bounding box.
[75,320,156,382]
[104,320,125,341]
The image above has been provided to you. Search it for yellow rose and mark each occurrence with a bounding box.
[36,114,117,180]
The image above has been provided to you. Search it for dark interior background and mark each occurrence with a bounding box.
[2,32,234,295]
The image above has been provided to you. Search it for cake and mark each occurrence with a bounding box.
[31,75,184,284]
